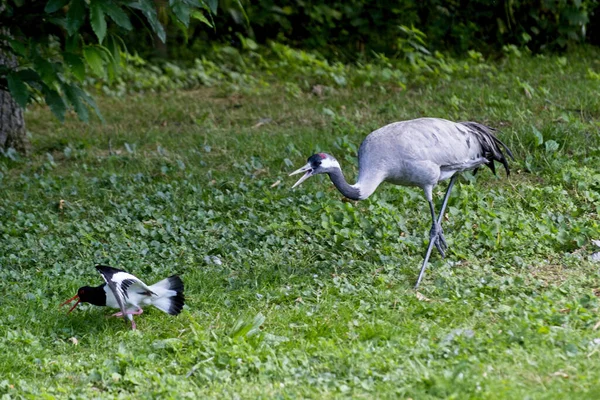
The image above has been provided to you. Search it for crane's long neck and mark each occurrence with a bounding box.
[327,168,362,200]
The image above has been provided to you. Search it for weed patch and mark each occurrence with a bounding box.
[2,48,600,398]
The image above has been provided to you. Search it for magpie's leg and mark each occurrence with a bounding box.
[111,308,144,317]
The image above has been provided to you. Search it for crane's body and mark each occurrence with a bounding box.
[290,117,513,288]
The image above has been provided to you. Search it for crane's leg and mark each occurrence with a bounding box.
[415,175,458,289]
[433,174,458,254]
[430,200,447,258]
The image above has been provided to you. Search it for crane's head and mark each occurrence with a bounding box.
[290,153,339,188]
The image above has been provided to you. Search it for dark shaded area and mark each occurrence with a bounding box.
[124,0,600,62]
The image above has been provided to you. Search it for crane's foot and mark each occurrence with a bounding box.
[429,223,447,258]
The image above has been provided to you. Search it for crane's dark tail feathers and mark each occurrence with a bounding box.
[459,121,514,176]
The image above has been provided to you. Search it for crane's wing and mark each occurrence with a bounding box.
[95,265,155,323]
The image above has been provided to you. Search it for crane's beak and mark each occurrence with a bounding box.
[60,294,80,314]
[289,163,314,188]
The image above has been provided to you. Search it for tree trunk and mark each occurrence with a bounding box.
[0,88,28,153]
[0,24,29,153]
[154,0,169,59]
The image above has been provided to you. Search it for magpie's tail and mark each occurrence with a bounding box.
[149,275,185,316]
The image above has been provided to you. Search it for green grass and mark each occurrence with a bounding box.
[2,49,600,399]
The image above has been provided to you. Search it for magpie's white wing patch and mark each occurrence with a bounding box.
[112,272,155,299]
[95,265,155,323]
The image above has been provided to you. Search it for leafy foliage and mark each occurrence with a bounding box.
[199,0,599,60]
[84,35,489,97]
[1,48,600,397]
[0,0,214,122]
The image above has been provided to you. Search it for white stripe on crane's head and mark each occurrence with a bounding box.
[319,156,340,170]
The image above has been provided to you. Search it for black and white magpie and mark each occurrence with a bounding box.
[61,265,185,330]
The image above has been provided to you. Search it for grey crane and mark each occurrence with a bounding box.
[290,117,513,288]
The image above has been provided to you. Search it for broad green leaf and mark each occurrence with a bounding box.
[191,10,212,27]
[67,84,103,122]
[172,17,189,43]
[531,125,543,146]
[101,1,132,30]
[8,39,27,56]
[206,0,218,14]
[65,34,81,53]
[172,2,190,27]
[105,35,121,68]
[41,84,67,121]
[15,69,41,83]
[63,83,89,122]
[105,35,126,82]
[64,52,86,81]
[83,46,105,77]
[90,0,107,43]
[105,35,124,82]
[148,17,166,43]
[66,0,86,35]
[46,16,67,29]
[128,0,152,12]
[235,0,249,25]
[545,140,559,153]
[243,37,258,50]
[33,57,58,86]
[129,0,166,42]
[45,0,69,13]
[7,73,29,108]
[78,89,104,122]
[229,313,265,339]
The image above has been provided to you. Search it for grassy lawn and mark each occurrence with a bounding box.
[2,49,600,398]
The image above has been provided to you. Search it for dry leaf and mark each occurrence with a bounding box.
[253,118,272,128]
[416,292,431,302]
[311,85,325,97]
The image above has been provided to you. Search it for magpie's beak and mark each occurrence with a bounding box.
[60,294,80,314]
[289,163,314,188]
